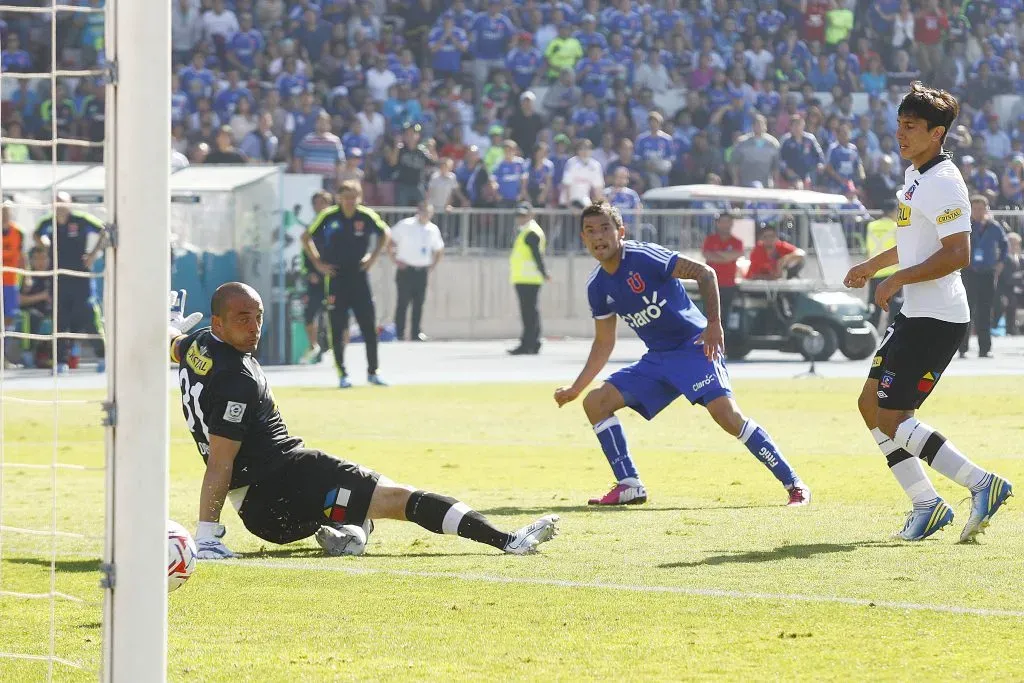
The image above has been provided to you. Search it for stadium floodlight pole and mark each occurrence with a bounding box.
[102,0,171,679]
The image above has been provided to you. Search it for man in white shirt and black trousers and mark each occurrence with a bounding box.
[389,201,444,341]
[844,82,1013,544]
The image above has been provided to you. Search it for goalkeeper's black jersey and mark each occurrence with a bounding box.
[174,328,303,488]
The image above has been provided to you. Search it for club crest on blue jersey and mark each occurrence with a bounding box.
[626,272,646,294]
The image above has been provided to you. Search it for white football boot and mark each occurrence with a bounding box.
[503,515,560,555]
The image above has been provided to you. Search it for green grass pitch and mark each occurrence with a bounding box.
[0,377,1022,681]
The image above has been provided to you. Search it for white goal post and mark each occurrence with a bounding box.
[103,0,171,679]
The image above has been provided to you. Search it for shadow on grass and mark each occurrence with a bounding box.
[3,557,101,573]
[659,541,902,568]
[479,504,774,516]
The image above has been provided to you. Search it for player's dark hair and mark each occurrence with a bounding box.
[897,81,959,143]
[580,199,624,232]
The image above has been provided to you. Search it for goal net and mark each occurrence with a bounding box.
[0,1,170,680]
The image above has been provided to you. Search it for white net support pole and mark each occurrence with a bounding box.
[102,0,171,678]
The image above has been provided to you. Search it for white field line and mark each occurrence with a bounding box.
[224,559,1024,619]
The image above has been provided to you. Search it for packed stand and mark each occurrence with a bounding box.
[4,1,1024,215]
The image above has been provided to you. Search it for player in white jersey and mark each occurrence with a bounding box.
[844,82,1013,542]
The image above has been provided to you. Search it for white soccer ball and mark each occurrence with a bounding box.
[168,520,197,592]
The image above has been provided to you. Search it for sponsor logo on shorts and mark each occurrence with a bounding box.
[917,371,938,393]
[935,207,963,225]
[323,487,353,522]
[872,356,882,368]
[880,371,895,389]
[692,373,716,392]
[877,390,888,399]
[621,291,667,329]
[186,342,213,376]
[223,401,247,423]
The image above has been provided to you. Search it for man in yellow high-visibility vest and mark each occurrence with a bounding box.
[866,197,901,326]
[508,201,549,355]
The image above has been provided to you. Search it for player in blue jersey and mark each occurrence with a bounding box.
[554,201,810,507]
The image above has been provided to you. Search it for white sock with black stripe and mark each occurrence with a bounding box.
[893,418,989,491]
[873,427,939,508]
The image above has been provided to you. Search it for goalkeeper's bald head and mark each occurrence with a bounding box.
[211,282,261,318]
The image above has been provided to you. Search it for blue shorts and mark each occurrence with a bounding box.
[607,346,733,420]
[2,284,18,320]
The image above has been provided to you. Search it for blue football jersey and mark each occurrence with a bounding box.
[586,241,707,352]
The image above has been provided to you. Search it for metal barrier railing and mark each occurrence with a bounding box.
[369,207,887,255]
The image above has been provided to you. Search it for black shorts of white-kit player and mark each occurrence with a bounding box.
[868,314,966,410]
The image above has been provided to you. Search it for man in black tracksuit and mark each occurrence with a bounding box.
[34,192,107,372]
[302,180,391,387]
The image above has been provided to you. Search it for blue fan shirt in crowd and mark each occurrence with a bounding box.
[970,168,1000,195]
[428,26,469,73]
[342,131,371,157]
[571,107,601,132]
[757,9,787,36]
[228,30,264,70]
[291,107,323,150]
[214,85,254,120]
[528,158,554,196]
[587,241,731,417]
[605,187,642,230]
[707,85,731,112]
[180,64,216,99]
[506,46,544,89]
[825,142,862,191]
[1,48,31,72]
[393,63,422,89]
[470,13,516,60]
[172,90,191,123]
[634,130,675,183]
[574,29,608,52]
[276,71,308,99]
[293,21,333,63]
[779,131,825,180]
[494,157,528,202]
[333,60,365,90]
[576,55,614,98]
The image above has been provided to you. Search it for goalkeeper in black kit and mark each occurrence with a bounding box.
[168,284,558,559]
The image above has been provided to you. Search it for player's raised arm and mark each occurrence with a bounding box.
[671,256,724,361]
[554,314,617,407]
[168,289,203,363]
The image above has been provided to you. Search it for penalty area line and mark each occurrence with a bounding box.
[224,559,1024,619]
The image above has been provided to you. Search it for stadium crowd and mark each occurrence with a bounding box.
[6,0,1024,213]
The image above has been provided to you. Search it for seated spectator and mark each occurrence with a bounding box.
[747,224,806,280]
[1000,155,1024,208]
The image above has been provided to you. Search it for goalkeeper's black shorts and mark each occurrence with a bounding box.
[238,448,380,544]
